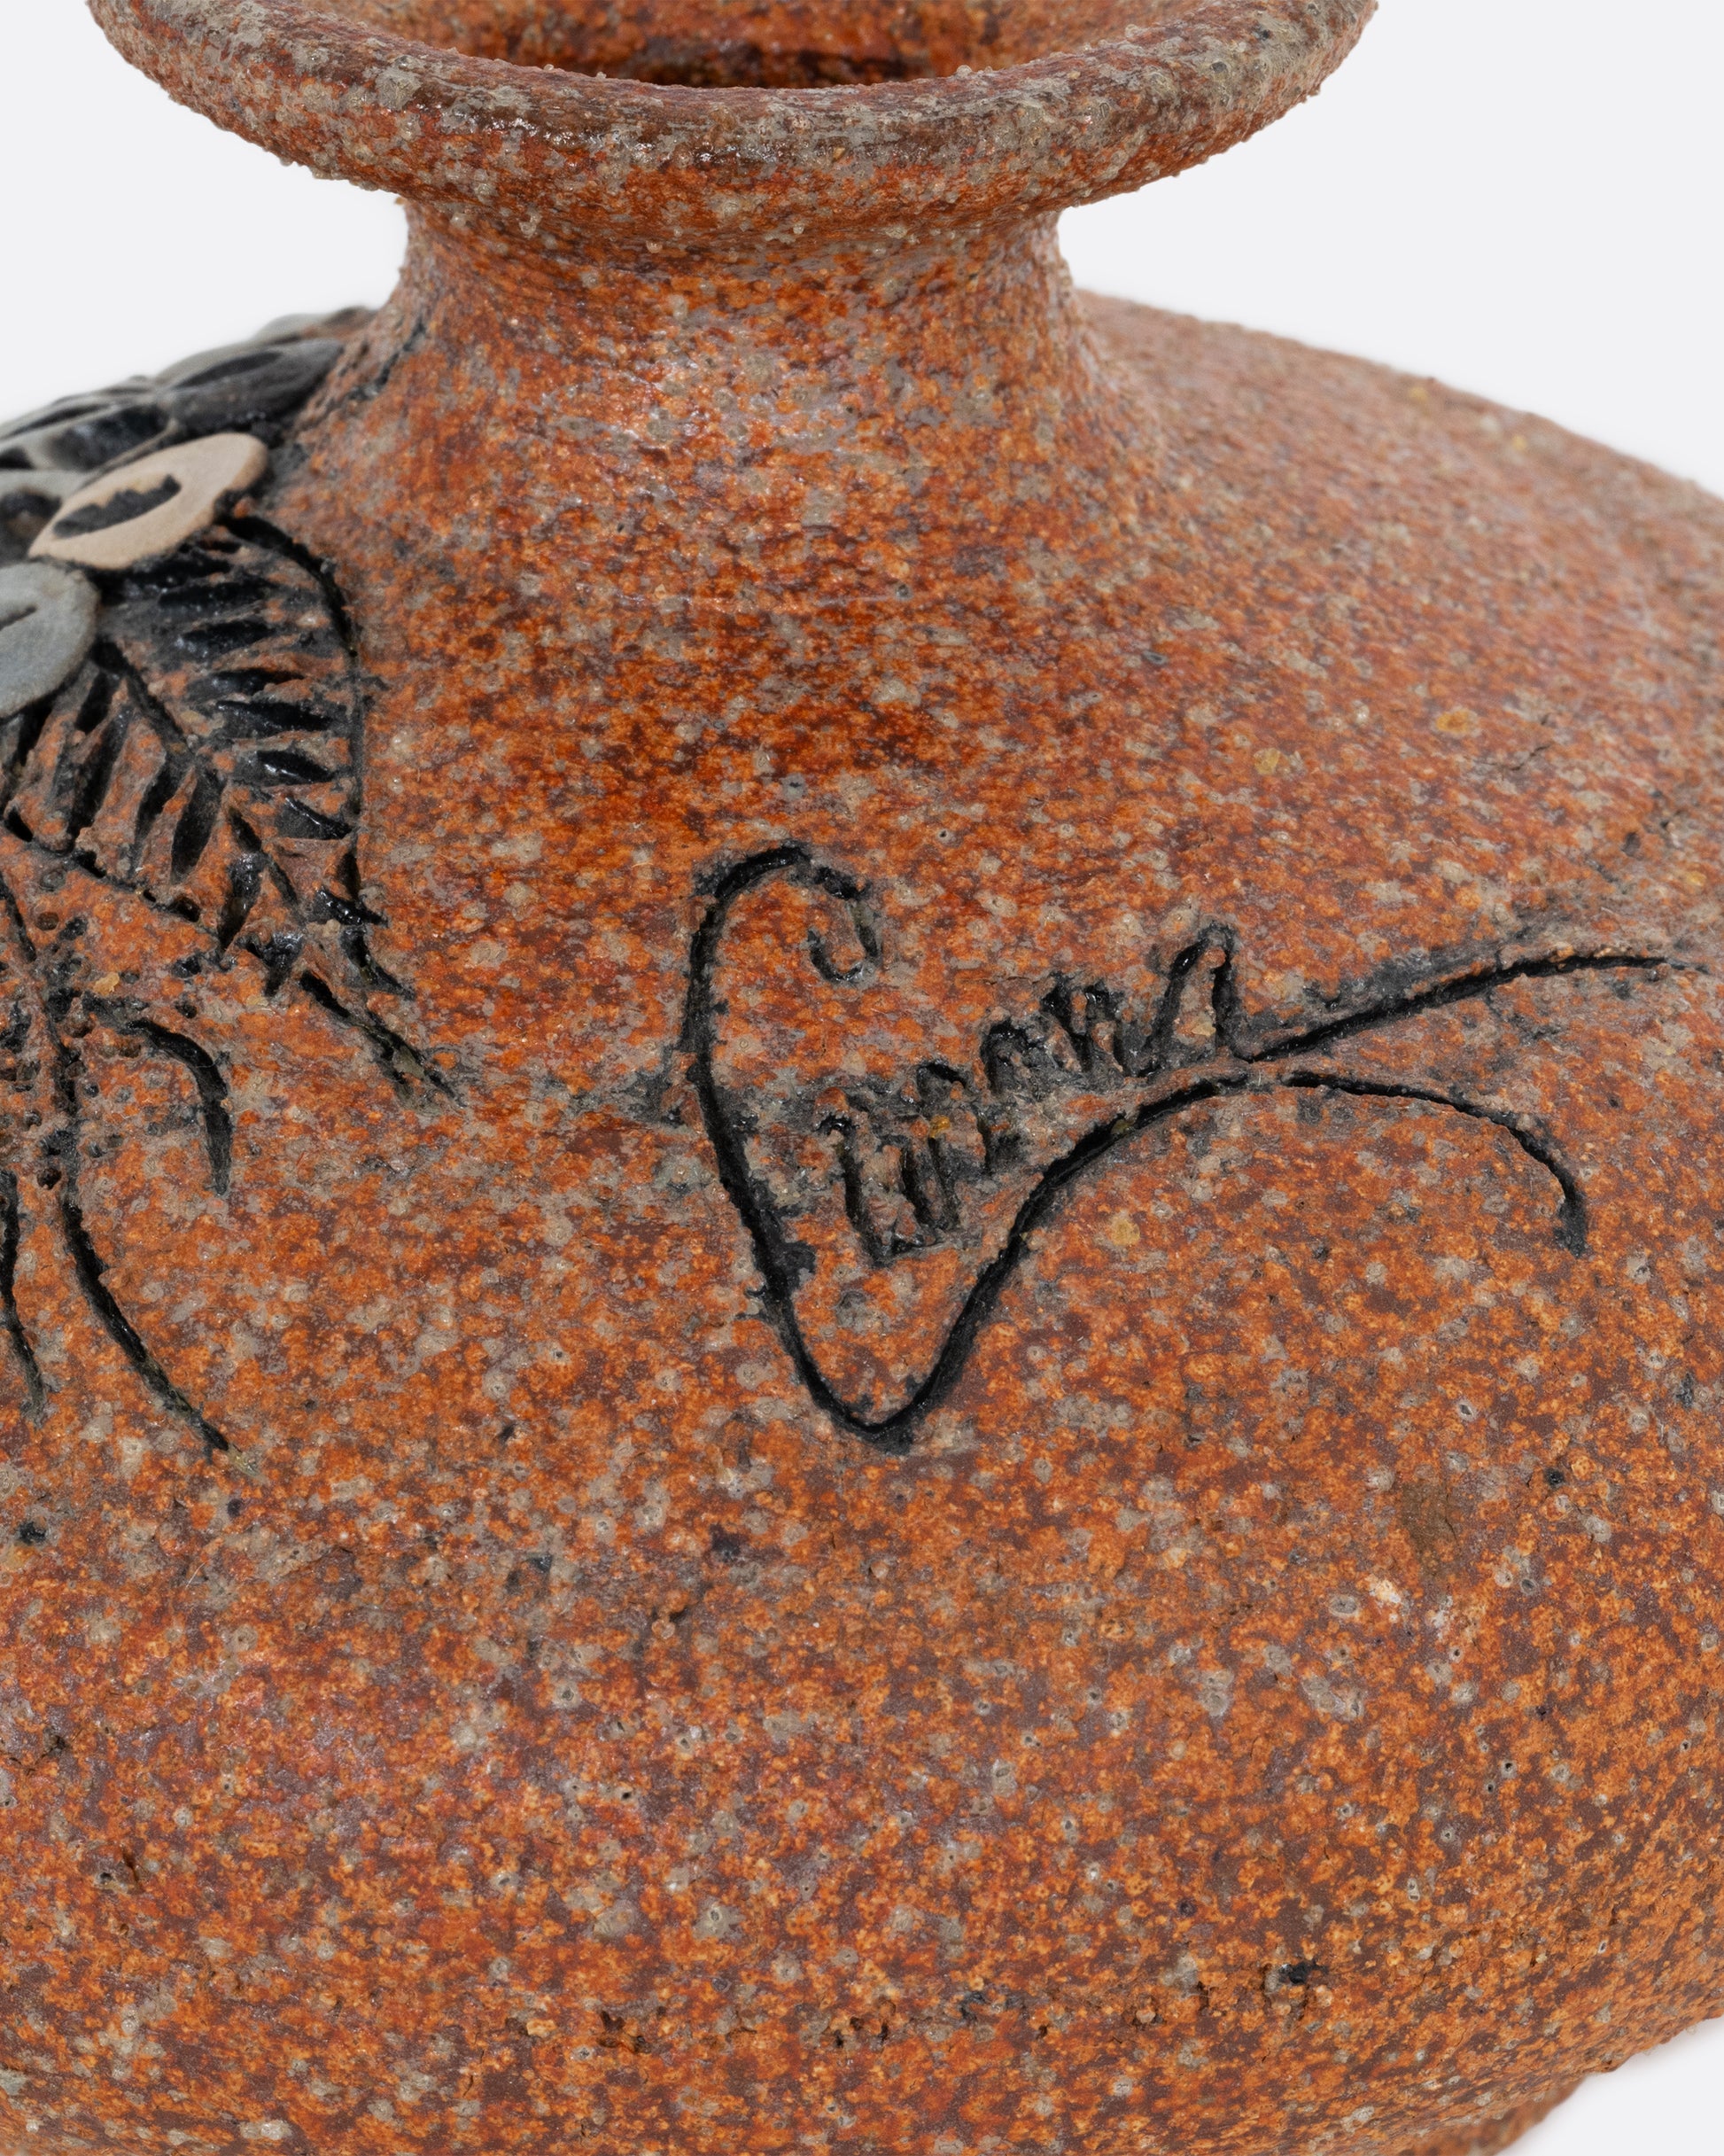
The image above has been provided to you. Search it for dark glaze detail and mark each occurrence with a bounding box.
[686,846,1667,1453]
[58,1193,229,1457]
[0,521,378,992]
[0,1167,43,1418]
[298,969,446,1099]
[0,336,345,493]
[122,1017,233,1194]
[0,877,230,1452]
[0,504,431,1447]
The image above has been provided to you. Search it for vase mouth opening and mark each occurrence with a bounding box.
[313,0,1199,88]
[91,0,1375,252]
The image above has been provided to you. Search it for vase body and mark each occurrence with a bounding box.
[2,4,1722,2152]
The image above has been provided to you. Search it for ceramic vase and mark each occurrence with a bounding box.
[2,2,1721,2151]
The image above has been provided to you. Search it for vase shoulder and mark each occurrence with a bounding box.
[1092,291,1724,580]
[2,286,1722,2156]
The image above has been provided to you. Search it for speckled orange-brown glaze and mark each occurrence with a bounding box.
[4,0,1722,2150]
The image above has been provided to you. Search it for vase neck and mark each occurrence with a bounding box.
[307,208,1159,626]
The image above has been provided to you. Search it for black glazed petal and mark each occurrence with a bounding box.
[0,394,169,475]
[159,338,346,437]
[0,316,367,483]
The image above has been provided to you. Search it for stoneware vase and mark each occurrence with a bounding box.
[1,1,1721,2151]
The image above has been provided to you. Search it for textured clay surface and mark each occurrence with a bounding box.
[2,0,1721,2152]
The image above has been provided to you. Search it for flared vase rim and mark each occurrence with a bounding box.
[89,0,1375,253]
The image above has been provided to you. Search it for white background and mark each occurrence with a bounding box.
[4,2,1723,2149]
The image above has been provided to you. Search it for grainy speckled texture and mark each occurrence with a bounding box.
[87,0,1374,249]
[3,1,1722,2151]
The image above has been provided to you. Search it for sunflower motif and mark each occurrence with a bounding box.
[0,315,439,1444]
